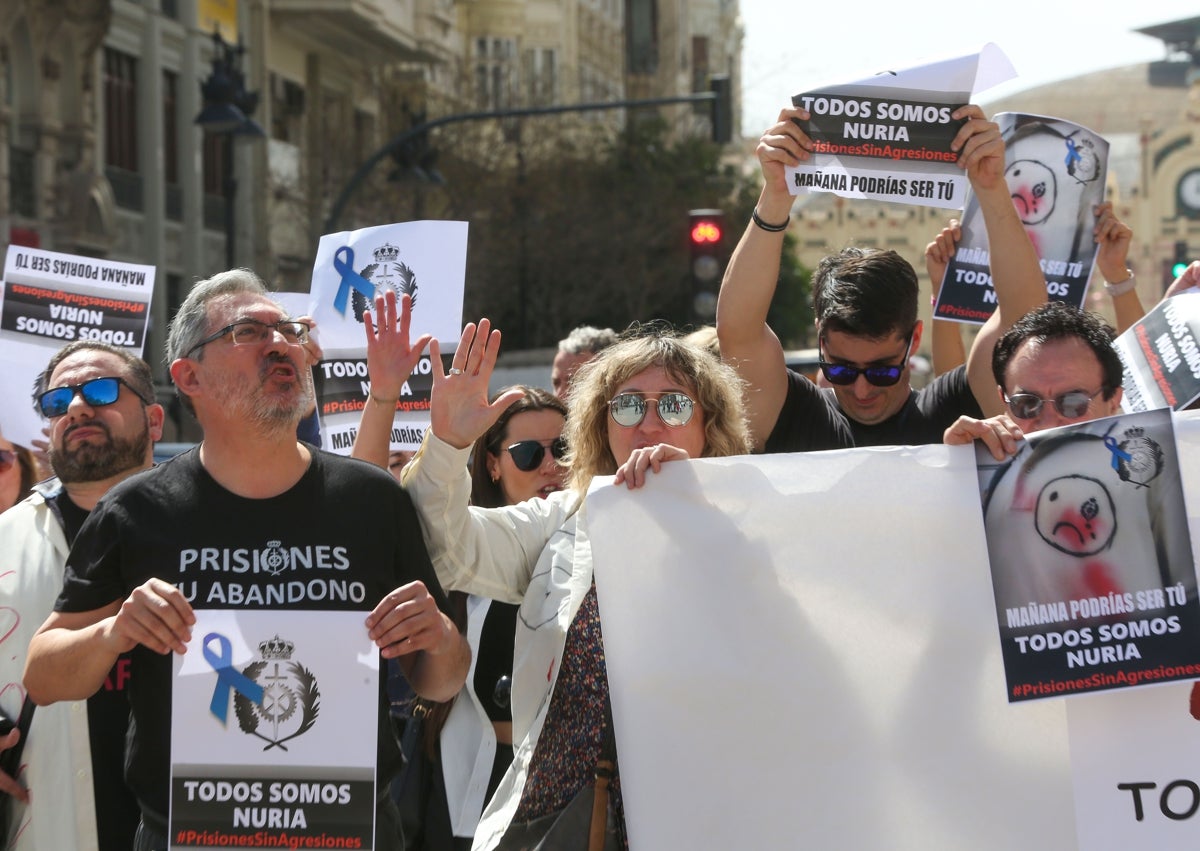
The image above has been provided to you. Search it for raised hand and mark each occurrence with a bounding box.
[363,289,433,403]
[428,319,524,449]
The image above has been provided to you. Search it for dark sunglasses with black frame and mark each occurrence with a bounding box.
[502,438,568,472]
[1004,389,1103,420]
[818,329,914,388]
[38,376,152,419]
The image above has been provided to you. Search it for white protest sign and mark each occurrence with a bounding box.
[306,221,467,454]
[0,246,155,447]
[786,43,1016,210]
[587,444,1075,849]
[170,609,378,848]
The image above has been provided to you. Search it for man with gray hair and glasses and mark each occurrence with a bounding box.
[24,269,469,851]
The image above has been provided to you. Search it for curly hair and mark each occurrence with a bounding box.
[469,386,568,508]
[563,325,751,493]
[992,301,1121,398]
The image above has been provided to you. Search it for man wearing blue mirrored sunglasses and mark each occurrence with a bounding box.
[717,103,1047,452]
[0,340,163,851]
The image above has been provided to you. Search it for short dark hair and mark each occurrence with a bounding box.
[992,302,1122,398]
[32,340,156,414]
[469,386,568,508]
[812,247,918,339]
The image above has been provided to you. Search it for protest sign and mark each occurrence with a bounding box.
[171,610,378,849]
[1065,412,1200,847]
[786,44,1014,210]
[934,113,1108,324]
[587,443,1075,849]
[0,246,155,447]
[305,221,466,453]
[1116,292,1200,413]
[976,408,1200,702]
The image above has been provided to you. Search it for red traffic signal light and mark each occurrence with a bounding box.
[690,219,723,245]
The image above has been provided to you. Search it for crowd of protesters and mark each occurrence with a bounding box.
[2,96,1198,851]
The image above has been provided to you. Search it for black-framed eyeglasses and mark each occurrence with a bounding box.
[187,318,311,357]
[1004,389,1102,420]
[504,438,567,472]
[38,376,151,419]
[818,330,913,387]
[608,392,696,428]
[0,449,14,474]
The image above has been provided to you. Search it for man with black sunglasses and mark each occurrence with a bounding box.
[991,301,1123,431]
[0,339,163,851]
[24,270,469,851]
[717,104,1045,451]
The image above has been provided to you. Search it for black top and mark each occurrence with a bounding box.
[56,447,449,832]
[766,364,982,452]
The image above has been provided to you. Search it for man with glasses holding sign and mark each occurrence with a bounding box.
[23,270,469,851]
[718,103,1044,451]
[0,340,163,850]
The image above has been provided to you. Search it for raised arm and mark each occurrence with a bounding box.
[956,106,1046,417]
[716,107,810,450]
[350,289,432,469]
[1093,202,1145,333]
[401,321,559,603]
[924,220,967,375]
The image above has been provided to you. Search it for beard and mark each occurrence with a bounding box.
[51,417,151,483]
[211,353,314,435]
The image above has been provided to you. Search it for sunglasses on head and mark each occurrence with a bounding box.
[0,449,14,474]
[1004,389,1101,420]
[504,438,567,472]
[608,392,696,428]
[818,330,913,388]
[38,376,150,419]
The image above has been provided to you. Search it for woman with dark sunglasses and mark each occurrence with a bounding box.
[402,388,570,851]
[0,425,37,515]
[398,321,750,850]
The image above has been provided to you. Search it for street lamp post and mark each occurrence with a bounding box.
[195,32,265,269]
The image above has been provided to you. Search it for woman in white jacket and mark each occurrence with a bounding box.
[401,319,751,850]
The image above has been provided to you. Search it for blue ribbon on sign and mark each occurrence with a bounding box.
[332,246,376,315]
[1064,139,1082,170]
[1103,435,1132,471]
[203,632,264,725]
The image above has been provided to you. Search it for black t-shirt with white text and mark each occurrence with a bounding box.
[55,447,449,833]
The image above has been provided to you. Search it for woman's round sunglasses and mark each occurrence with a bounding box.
[38,376,151,419]
[504,438,567,472]
[608,392,695,428]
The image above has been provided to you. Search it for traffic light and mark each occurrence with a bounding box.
[1172,240,1190,279]
[710,75,732,145]
[689,209,725,320]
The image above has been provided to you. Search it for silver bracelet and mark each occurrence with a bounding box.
[751,207,790,233]
[1103,271,1136,297]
